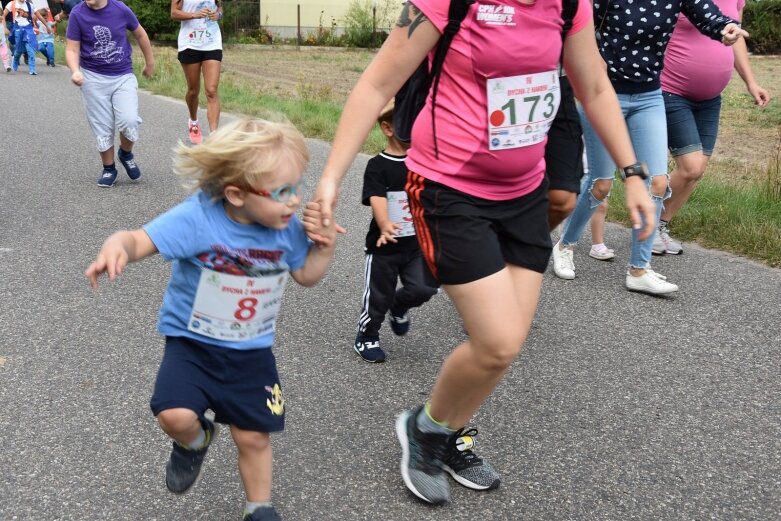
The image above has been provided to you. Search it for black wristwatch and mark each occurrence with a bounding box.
[620,162,649,181]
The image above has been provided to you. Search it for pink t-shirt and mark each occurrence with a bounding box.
[405,0,591,200]
[661,0,745,101]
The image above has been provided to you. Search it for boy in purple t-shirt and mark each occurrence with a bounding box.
[65,0,154,187]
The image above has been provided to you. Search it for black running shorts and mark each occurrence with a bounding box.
[177,48,223,64]
[406,172,552,286]
[545,75,584,194]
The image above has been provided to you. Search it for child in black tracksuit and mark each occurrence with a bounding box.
[353,100,438,363]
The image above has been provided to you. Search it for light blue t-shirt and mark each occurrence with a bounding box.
[143,191,311,350]
[36,21,55,44]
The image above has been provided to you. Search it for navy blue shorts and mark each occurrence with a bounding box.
[663,91,722,157]
[406,173,552,286]
[150,336,285,433]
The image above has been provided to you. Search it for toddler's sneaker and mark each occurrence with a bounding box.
[97,168,117,187]
[188,120,203,145]
[552,240,575,280]
[388,309,411,336]
[166,419,219,494]
[442,427,500,491]
[118,149,142,181]
[589,244,615,261]
[395,407,450,504]
[626,270,679,295]
[244,506,281,521]
[652,225,683,255]
[353,334,385,363]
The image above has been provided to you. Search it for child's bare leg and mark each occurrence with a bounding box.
[231,426,272,502]
[100,147,115,166]
[591,201,608,246]
[119,133,134,154]
[157,408,203,445]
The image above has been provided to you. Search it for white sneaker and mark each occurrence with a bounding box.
[645,269,667,280]
[589,244,615,261]
[626,270,679,295]
[552,241,575,280]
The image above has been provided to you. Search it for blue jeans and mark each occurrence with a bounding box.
[11,26,36,74]
[38,41,54,65]
[561,89,670,269]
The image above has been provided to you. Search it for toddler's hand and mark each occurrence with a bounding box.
[85,245,129,289]
[303,202,344,249]
[375,222,402,247]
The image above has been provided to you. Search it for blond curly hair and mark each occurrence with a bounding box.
[173,118,309,199]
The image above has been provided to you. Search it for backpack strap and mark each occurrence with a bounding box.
[559,0,578,66]
[561,0,578,40]
[428,0,474,158]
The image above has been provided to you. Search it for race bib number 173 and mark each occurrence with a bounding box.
[486,70,560,151]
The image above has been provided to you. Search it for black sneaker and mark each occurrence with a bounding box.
[442,427,500,490]
[388,309,411,336]
[165,419,218,494]
[395,406,450,504]
[353,334,385,363]
[118,149,142,181]
[244,506,281,521]
[97,168,117,187]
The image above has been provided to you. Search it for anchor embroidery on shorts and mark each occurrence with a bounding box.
[266,383,284,416]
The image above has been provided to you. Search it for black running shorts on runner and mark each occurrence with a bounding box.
[406,172,553,286]
[177,48,223,64]
[545,75,584,194]
[150,336,285,433]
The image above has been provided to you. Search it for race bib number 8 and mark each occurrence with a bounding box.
[487,70,560,151]
[188,268,288,341]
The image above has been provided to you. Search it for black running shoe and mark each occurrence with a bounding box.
[442,427,500,490]
[244,505,282,521]
[165,419,218,494]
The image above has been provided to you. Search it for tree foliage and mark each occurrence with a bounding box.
[743,0,781,54]
[124,0,178,39]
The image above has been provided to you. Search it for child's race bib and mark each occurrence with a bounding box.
[188,268,288,341]
[386,191,415,238]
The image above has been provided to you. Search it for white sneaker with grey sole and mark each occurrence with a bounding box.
[652,227,683,255]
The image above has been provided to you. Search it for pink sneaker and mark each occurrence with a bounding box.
[188,121,202,145]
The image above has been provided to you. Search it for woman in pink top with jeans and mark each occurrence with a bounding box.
[308,0,656,506]
[657,0,770,255]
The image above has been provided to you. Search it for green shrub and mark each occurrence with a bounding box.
[124,0,178,39]
[743,0,781,54]
[302,11,345,47]
[343,0,397,48]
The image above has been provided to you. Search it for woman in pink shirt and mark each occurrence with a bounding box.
[656,0,770,255]
[306,0,656,506]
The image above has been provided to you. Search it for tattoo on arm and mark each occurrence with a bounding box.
[396,2,428,38]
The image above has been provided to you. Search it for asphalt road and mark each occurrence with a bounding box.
[1,66,780,521]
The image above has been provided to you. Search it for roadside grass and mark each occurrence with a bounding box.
[131,45,388,153]
[609,166,781,266]
[56,42,781,266]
